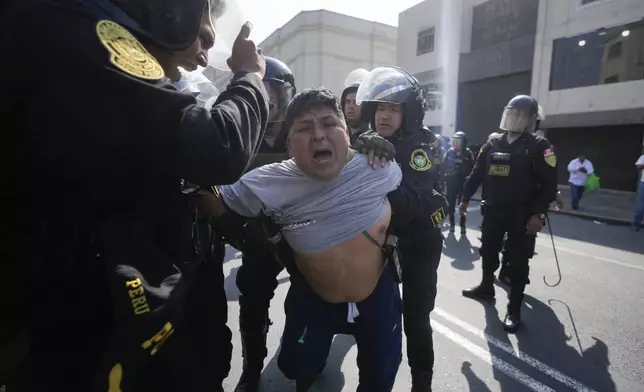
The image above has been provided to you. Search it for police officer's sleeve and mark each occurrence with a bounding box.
[461,143,489,203]
[387,144,438,230]
[533,138,558,215]
[17,8,269,187]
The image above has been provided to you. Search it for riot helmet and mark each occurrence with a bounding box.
[499,95,539,133]
[262,57,296,125]
[342,68,369,126]
[175,68,221,110]
[109,0,226,51]
[356,66,427,137]
[451,131,467,150]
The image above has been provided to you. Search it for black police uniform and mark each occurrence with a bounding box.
[233,57,295,392]
[443,141,474,234]
[0,1,269,391]
[386,128,446,390]
[461,131,557,330]
[356,66,447,391]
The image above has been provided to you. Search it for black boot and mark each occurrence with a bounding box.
[503,296,523,333]
[234,332,268,392]
[411,370,433,392]
[460,215,466,236]
[449,218,456,233]
[462,274,495,301]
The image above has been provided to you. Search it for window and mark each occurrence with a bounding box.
[607,41,622,59]
[416,27,435,56]
[549,18,644,90]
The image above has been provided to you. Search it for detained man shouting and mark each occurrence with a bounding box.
[195,87,403,392]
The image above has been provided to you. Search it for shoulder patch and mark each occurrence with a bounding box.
[96,20,165,80]
[543,148,557,167]
[410,149,431,171]
[431,207,446,227]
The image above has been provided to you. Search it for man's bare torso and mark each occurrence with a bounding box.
[295,202,391,303]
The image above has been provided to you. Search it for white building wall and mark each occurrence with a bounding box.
[397,0,486,136]
[531,0,644,119]
[260,10,397,97]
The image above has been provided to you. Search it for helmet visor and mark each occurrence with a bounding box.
[499,108,535,133]
[176,68,221,110]
[355,67,418,105]
[344,68,370,88]
[263,80,295,123]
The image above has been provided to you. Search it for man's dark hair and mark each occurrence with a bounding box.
[284,87,345,134]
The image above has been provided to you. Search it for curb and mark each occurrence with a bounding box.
[470,197,631,226]
[550,209,631,226]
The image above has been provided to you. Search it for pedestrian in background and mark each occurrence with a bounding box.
[632,151,644,231]
[567,154,594,210]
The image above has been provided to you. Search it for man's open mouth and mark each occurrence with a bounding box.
[313,149,333,163]
[378,123,391,129]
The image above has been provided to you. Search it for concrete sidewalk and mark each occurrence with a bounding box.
[470,185,637,226]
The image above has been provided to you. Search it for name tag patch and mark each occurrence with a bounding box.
[489,164,510,176]
[431,207,446,227]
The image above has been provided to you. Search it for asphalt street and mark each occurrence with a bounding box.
[220,201,644,391]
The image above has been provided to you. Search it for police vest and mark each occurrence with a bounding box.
[484,135,540,206]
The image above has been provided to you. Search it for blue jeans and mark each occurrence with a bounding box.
[633,182,644,226]
[570,184,586,209]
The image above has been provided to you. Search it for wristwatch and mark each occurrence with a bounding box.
[538,213,546,220]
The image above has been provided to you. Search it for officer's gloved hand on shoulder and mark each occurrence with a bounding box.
[354,131,396,169]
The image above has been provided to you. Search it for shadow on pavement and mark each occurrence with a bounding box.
[443,232,480,271]
[224,245,240,264]
[538,214,644,255]
[262,334,356,391]
[518,295,616,392]
[477,294,616,391]
[461,361,492,392]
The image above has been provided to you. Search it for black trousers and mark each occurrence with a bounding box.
[400,231,443,375]
[479,204,535,305]
[236,239,285,336]
[446,179,465,225]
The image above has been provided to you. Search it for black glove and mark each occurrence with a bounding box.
[354,131,396,162]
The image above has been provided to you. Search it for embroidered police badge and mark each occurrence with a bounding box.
[96,20,165,80]
[410,149,431,171]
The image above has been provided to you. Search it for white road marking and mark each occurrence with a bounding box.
[434,308,598,392]
[431,319,557,392]
[534,243,644,272]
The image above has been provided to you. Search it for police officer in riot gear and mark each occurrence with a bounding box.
[342,68,372,144]
[443,131,474,235]
[355,66,447,391]
[233,56,296,392]
[459,95,557,333]
[1,0,269,390]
